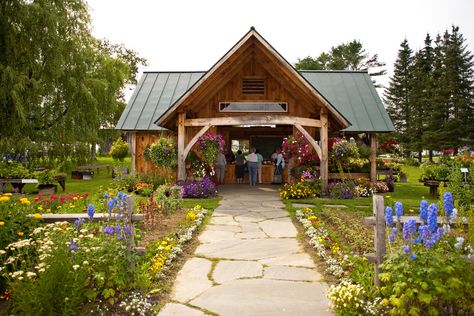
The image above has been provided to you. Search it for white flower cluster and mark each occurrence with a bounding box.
[296,210,344,277]
[118,291,154,316]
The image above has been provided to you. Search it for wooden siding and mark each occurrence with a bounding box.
[134,131,176,178]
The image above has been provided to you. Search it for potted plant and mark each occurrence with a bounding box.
[34,169,57,195]
[144,137,177,170]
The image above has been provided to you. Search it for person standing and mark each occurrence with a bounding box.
[273,148,285,184]
[247,147,258,186]
[235,150,246,184]
[215,150,227,184]
[256,149,264,184]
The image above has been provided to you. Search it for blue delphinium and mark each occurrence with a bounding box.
[427,203,438,232]
[104,193,109,199]
[87,204,95,219]
[394,201,403,220]
[409,253,417,261]
[108,199,115,212]
[69,239,78,252]
[419,200,428,224]
[389,227,397,242]
[443,192,454,218]
[385,206,394,226]
[103,226,115,235]
[402,218,417,240]
[74,218,85,230]
[418,225,430,241]
[117,191,123,199]
[403,245,410,253]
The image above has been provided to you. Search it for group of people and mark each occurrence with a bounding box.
[215,148,285,186]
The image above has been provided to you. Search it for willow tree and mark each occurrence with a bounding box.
[0,0,146,163]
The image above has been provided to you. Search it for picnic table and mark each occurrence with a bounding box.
[76,164,111,175]
[0,179,38,193]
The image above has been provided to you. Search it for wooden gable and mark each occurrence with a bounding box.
[155,28,350,131]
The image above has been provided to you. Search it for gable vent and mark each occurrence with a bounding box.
[242,78,265,95]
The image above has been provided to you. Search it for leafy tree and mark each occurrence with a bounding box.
[0,0,146,165]
[295,40,386,87]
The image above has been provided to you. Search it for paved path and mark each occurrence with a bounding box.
[159,185,333,316]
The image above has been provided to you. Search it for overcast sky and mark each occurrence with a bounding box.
[87,0,474,100]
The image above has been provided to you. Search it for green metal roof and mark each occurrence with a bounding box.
[300,71,394,132]
[116,72,204,131]
[116,70,394,132]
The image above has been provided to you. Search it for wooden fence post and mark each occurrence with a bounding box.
[373,195,386,286]
[126,195,135,250]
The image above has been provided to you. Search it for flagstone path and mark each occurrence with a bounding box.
[159,185,333,316]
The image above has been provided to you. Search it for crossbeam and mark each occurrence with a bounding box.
[184,115,321,127]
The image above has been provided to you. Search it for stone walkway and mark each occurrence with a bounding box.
[159,185,333,316]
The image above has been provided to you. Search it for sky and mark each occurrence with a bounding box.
[87,0,474,101]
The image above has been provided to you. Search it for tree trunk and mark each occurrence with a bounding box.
[428,150,433,162]
[418,150,422,163]
[91,142,97,161]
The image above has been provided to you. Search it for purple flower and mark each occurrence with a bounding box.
[107,199,115,212]
[403,245,410,253]
[117,191,123,199]
[103,226,115,235]
[385,207,394,226]
[409,253,417,261]
[104,193,109,199]
[123,224,134,235]
[419,200,428,224]
[427,203,438,232]
[443,192,454,218]
[402,218,417,240]
[419,225,430,240]
[87,204,95,218]
[394,201,403,219]
[74,218,85,229]
[388,227,397,243]
[69,239,78,252]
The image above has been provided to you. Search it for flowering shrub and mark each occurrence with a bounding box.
[279,180,321,199]
[296,208,385,315]
[0,194,42,250]
[373,181,389,193]
[33,193,89,213]
[328,180,358,199]
[379,138,400,155]
[135,182,153,197]
[141,205,207,283]
[154,184,183,213]
[380,194,474,315]
[181,177,217,198]
[196,132,225,166]
[0,219,145,314]
[145,137,177,170]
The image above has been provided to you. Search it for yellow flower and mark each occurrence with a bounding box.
[0,196,10,202]
[193,204,202,211]
[3,193,12,196]
[409,209,415,213]
[19,198,30,205]
[37,206,43,211]
[0,221,5,226]
[46,208,51,213]
[73,196,78,201]
[186,211,197,221]
[33,213,42,219]
[57,205,62,209]
[17,232,24,236]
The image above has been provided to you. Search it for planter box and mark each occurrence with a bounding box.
[71,170,94,180]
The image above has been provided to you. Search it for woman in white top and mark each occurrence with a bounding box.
[247,147,258,186]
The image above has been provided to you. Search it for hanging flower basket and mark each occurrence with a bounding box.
[196,132,225,166]
[144,137,177,170]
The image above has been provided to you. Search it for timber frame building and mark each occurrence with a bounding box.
[116,28,394,191]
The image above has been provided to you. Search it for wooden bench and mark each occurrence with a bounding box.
[0,179,38,193]
[72,164,111,180]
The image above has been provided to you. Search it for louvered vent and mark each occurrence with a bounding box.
[242,78,265,95]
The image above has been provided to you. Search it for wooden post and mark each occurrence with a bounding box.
[130,132,136,173]
[373,195,386,286]
[126,195,135,250]
[177,112,186,182]
[370,133,377,183]
[320,109,328,193]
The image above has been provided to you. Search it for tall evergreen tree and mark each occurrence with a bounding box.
[384,39,414,151]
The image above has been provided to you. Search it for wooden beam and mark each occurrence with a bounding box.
[177,112,186,181]
[185,115,321,127]
[130,132,136,173]
[183,125,211,160]
[294,124,322,160]
[320,109,329,193]
[370,133,377,183]
[373,195,386,287]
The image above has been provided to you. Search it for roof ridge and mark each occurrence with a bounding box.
[143,71,207,74]
[298,70,368,73]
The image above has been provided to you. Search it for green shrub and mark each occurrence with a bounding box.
[402,157,420,167]
[279,179,321,199]
[420,163,451,180]
[109,138,129,162]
